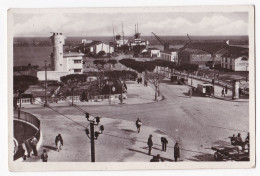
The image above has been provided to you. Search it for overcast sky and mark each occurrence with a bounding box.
[13,12,248,37]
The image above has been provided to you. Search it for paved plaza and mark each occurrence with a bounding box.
[18,79,249,162]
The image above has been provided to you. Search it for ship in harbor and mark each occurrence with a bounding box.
[129,24,149,57]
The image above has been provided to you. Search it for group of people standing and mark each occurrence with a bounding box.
[40,134,63,162]
[21,134,63,162]
[230,132,249,151]
[21,135,38,161]
[135,118,180,162]
[136,77,148,87]
[147,134,180,162]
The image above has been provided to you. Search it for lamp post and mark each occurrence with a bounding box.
[44,60,48,107]
[85,113,104,162]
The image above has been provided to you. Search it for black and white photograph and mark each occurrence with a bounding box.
[7,6,255,171]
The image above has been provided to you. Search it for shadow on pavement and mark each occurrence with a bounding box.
[127,148,174,162]
[43,145,57,151]
[186,153,215,161]
[161,80,179,85]
[212,140,230,146]
[121,129,136,134]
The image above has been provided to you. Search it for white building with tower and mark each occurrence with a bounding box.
[37,33,84,81]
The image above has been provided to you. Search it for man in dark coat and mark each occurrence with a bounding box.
[147,135,153,155]
[135,118,142,133]
[221,88,225,97]
[161,137,168,152]
[230,134,237,146]
[174,142,180,162]
[55,134,63,152]
[225,85,228,94]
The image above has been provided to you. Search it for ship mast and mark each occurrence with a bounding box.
[122,22,124,45]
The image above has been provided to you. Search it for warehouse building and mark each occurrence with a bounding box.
[178,48,212,67]
[220,46,249,71]
[80,40,114,55]
[147,47,161,58]
[160,48,178,63]
[178,42,228,67]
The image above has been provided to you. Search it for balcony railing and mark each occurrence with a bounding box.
[13,110,40,130]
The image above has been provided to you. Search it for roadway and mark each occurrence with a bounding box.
[23,80,249,161]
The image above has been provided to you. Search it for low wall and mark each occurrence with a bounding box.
[37,71,68,81]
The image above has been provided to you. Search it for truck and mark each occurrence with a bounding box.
[197,83,214,96]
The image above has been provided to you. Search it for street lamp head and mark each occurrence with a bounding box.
[85,113,89,119]
[99,125,104,133]
[85,128,89,135]
[95,116,100,124]
[94,131,99,139]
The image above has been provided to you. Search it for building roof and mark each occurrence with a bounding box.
[222,51,249,59]
[63,52,85,57]
[148,47,160,50]
[82,40,111,48]
[179,48,210,55]
[220,45,248,59]
[161,48,179,54]
[222,45,248,54]
[181,42,228,54]
[24,85,59,97]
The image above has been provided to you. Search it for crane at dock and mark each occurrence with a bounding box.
[187,34,193,43]
[151,32,169,51]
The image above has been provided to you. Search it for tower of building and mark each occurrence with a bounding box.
[50,33,66,71]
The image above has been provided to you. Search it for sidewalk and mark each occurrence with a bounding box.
[186,77,249,102]
[21,81,163,109]
[21,115,177,162]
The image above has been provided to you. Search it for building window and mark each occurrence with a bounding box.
[74,60,82,64]
[74,69,81,73]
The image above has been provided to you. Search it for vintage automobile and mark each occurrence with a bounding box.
[211,145,249,161]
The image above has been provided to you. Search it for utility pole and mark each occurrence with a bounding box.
[44,60,48,107]
[85,114,104,162]
[112,24,115,42]
[90,122,95,162]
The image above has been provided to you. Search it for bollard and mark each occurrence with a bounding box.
[232,80,240,100]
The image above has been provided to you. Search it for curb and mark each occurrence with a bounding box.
[213,96,249,102]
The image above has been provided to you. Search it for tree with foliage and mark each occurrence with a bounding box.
[60,74,87,105]
[146,68,165,101]
[93,60,106,70]
[80,91,88,102]
[103,70,137,103]
[13,75,38,108]
[107,59,117,69]
[97,51,106,57]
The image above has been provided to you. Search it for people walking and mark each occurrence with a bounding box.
[174,142,180,162]
[161,137,168,152]
[147,135,153,155]
[221,88,225,97]
[135,118,142,133]
[41,149,48,162]
[30,136,38,156]
[55,134,63,152]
